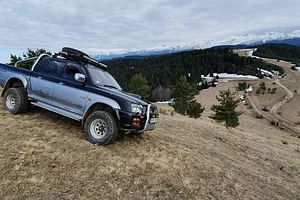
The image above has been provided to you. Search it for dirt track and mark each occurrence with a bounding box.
[235,49,300,134]
[1,85,300,199]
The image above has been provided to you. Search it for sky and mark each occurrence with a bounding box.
[1,0,300,63]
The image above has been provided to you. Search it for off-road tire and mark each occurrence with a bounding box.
[3,88,28,114]
[84,111,118,145]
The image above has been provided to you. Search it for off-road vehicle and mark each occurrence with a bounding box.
[0,48,159,145]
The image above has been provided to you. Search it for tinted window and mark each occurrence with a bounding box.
[62,64,84,81]
[41,60,65,77]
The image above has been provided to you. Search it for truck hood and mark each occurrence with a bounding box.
[94,86,149,106]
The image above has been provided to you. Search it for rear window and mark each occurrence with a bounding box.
[41,60,65,77]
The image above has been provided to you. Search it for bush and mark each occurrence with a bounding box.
[271,88,277,94]
[151,86,172,102]
[238,82,248,91]
[256,82,266,95]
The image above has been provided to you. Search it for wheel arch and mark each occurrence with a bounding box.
[1,77,27,97]
[82,102,120,127]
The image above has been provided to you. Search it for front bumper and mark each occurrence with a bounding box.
[140,104,159,132]
[119,104,159,132]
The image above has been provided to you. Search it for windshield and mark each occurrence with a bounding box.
[87,64,122,90]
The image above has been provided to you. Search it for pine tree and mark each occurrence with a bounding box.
[10,48,51,65]
[10,49,51,69]
[9,54,22,65]
[128,74,151,98]
[211,89,241,127]
[187,100,205,118]
[173,76,197,100]
[172,76,204,118]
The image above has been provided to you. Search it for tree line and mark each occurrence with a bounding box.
[104,47,284,92]
[253,44,300,65]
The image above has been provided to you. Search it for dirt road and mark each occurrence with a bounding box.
[235,49,300,135]
[271,79,295,124]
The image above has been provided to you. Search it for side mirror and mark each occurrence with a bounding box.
[74,73,86,83]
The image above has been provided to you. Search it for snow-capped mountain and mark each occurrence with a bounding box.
[90,30,300,60]
[219,30,300,46]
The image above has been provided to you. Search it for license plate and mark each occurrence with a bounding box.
[150,118,158,123]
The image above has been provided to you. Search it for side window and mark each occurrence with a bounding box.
[62,64,84,81]
[41,60,65,77]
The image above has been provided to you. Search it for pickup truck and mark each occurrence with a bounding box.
[0,48,159,145]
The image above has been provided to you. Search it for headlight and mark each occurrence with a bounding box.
[131,103,143,114]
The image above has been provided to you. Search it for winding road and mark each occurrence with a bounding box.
[270,79,296,126]
[239,49,300,135]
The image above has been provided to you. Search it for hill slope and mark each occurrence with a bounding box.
[0,85,299,199]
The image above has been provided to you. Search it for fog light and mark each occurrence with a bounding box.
[132,118,142,128]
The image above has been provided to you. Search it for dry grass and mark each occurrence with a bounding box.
[0,87,300,199]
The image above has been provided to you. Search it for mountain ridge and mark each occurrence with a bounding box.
[91,30,300,60]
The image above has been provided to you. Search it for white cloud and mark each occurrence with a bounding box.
[0,0,299,54]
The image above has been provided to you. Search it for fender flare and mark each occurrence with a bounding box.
[1,76,28,97]
[82,98,121,125]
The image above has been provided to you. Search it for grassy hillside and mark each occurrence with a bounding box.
[253,44,300,64]
[1,85,300,199]
[104,48,283,90]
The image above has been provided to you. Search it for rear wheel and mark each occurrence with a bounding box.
[84,111,118,145]
[3,88,28,114]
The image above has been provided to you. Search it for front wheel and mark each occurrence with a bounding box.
[3,88,28,114]
[84,111,118,145]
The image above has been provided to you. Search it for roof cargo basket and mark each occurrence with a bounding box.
[58,47,108,70]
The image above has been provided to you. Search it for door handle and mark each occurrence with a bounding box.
[37,76,42,79]
[58,82,64,85]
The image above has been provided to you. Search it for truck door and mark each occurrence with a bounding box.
[29,59,65,104]
[51,63,88,115]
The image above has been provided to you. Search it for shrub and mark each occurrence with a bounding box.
[151,86,172,102]
[238,82,248,91]
[259,82,266,94]
[271,88,277,94]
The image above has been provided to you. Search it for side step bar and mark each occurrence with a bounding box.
[31,102,82,121]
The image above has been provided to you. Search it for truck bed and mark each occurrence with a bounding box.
[0,63,31,88]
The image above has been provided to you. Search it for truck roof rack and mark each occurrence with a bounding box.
[57,47,108,71]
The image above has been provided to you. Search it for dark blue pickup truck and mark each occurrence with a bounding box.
[0,48,159,145]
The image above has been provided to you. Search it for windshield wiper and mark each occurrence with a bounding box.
[102,84,120,90]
